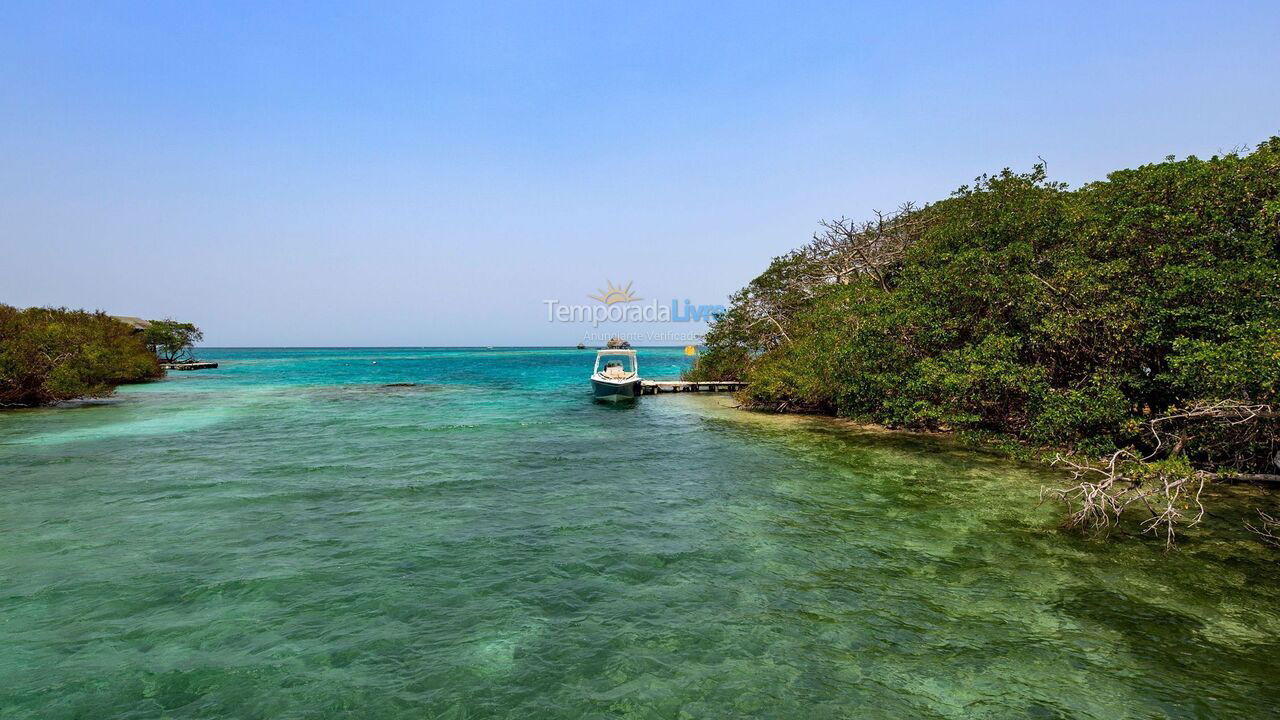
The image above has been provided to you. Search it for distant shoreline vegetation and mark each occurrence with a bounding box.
[0,306,202,408]
[687,138,1280,546]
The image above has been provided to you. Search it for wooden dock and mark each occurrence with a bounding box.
[162,362,219,371]
[640,380,745,395]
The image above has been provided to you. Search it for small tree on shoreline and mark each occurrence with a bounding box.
[144,319,204,363]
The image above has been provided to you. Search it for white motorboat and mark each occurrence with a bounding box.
[590,349,640,401]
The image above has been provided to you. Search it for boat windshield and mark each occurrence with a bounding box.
[595,353,636,376]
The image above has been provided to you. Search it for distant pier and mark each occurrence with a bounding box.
[162,362,219,371]
[640,380,745,395]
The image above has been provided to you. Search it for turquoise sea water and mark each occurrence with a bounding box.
[2,347,1279,719]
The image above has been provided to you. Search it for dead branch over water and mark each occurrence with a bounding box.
[1043,401,1278,548]
[1247,510,1280,548]
[1044,450,1207,549]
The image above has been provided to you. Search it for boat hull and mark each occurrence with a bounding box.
[592,378,640,402]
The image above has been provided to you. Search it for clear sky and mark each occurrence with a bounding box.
[3,1,1278,346]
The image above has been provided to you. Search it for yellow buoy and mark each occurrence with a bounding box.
[684,345,697,356]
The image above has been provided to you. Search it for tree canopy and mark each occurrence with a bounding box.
[689,139,1280,542]
[0,306,163,407]
[144,319,204,363]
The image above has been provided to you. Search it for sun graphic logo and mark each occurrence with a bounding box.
[589,280,641,305]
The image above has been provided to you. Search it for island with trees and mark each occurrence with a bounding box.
[0,305,207,407]
[688,138,1279,546]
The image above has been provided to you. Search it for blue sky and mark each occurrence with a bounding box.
[3,1,1278,345]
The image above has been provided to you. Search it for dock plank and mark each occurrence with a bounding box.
[639,380,745,395]
[162,362,219,371]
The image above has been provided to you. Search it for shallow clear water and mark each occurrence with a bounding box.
[2,348,1278,719]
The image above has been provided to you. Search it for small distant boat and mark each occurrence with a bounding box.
[576,342,586,350]
[606,336,631,349]
[591,349,641,402]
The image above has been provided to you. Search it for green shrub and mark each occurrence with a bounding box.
[0,305,162,407]
[1168,318,1280,404]
[1026,380,1129,451]
[695,138,1280,462]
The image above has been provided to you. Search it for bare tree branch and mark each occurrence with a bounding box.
[1042,400,1277,548]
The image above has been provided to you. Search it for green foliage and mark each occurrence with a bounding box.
[143,319,204,363]
[1025,379,1130,451]
[1168,318,1280,403]
[692,139,1280,472]
[0,305,162,407]
[890,335,1049,430]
